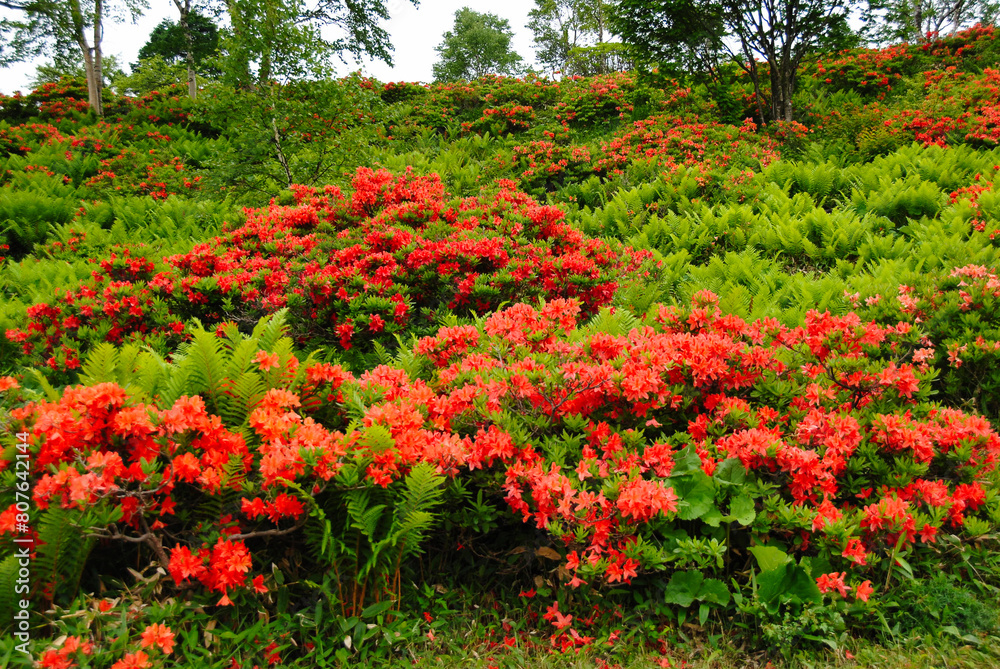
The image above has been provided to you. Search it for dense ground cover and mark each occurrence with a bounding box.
[3,25,1000,668]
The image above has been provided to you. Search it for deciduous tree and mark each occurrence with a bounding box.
[612,0,860,123]
[138,7,218,98]
[433,8,524,81]
[863,0,999,44]
[200,0,412,200]
[0,0,148,114]
[526,0,611,75]
[220,0,415,89]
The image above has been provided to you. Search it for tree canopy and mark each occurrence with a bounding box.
[137,12,219,68]
[611,0,860,123]
[863,0,1000,44]
[0,0,147,115]
[220,0,416,88]
[526,0,610,75]
[433,8,525,81]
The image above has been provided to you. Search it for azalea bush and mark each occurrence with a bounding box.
[5,167,652,377]
[5,290,1000,661]
[857,263,1000,420]
[4,24,1000,667]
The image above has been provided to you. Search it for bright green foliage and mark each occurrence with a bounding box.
[0,180,76,258]
[5,23,1000,669]
[137,12,219,69]
[433,8,525,81]
[527,0,614,75]
[197,76,380,197]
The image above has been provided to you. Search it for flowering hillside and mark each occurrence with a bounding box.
[3,25,1000,669]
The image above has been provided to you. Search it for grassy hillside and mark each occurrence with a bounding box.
[3,24,1000,669]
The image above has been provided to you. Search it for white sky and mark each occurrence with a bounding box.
[0,1,540,95]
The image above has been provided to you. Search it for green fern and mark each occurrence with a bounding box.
[253,309,291,351]
[78,342,120,385]
[178,330,227,410]
[219,371,267,429]
[584,306,641,338]
[0,554,20,633]
[392,337,430,381]
[32,506,98,607]
[346,490,387,558]
[26,369,61,402]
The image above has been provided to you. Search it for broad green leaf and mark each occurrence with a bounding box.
[699,578,731,606]
[756,564,793,605]
[713,458,746,486]
[785,563,823,605]
[748,545,791,572]
[728,494,756,526]
[701,505,724,527]
[671,471,715,520]
[664,570,704,607]
[671,445,704,476]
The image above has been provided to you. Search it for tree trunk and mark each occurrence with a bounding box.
[768,67,795,122]
[80,44,98,110]
[739,35,767,126]
[271,114,293,188]
[174,0,198,99]
[768,61,781,122]
[258,0,279,85]
[92,0,103,117]
[949,0,968,35]
[596,2,605,44]
[780,76,794,122]
[771,60,795,122]
[70,0,103,117]
[225,0,253,88]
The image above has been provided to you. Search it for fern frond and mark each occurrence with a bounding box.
[0,554,18,633]
[178,330,226,412]
[79,342,120,385]
[220,371,266,428]
[34,506,95,606]
[225,338,262,380]
[391,463,445,559]
[346,490,386,541]
[27,369,61,402]
[253,309,291,351]
[158,359,194,408]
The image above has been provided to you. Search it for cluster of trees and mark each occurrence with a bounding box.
[1,0,997,122]
[433,0,998,122]
[0,0,415,114]
[433,2,620,80]
[610,0,999,121]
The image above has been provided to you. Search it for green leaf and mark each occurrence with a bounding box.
[728,494,756,526]
[785,563,823,605]
[671,445,704,476]
[361,600,394,619]
[713,458,746,486]
[671,470,715,520]
[699,578,730,606]
[749,545,791,573]
[756,563,793,605]
[701,505,723,527]
[664,570,704,607]
[894,555,915,580]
